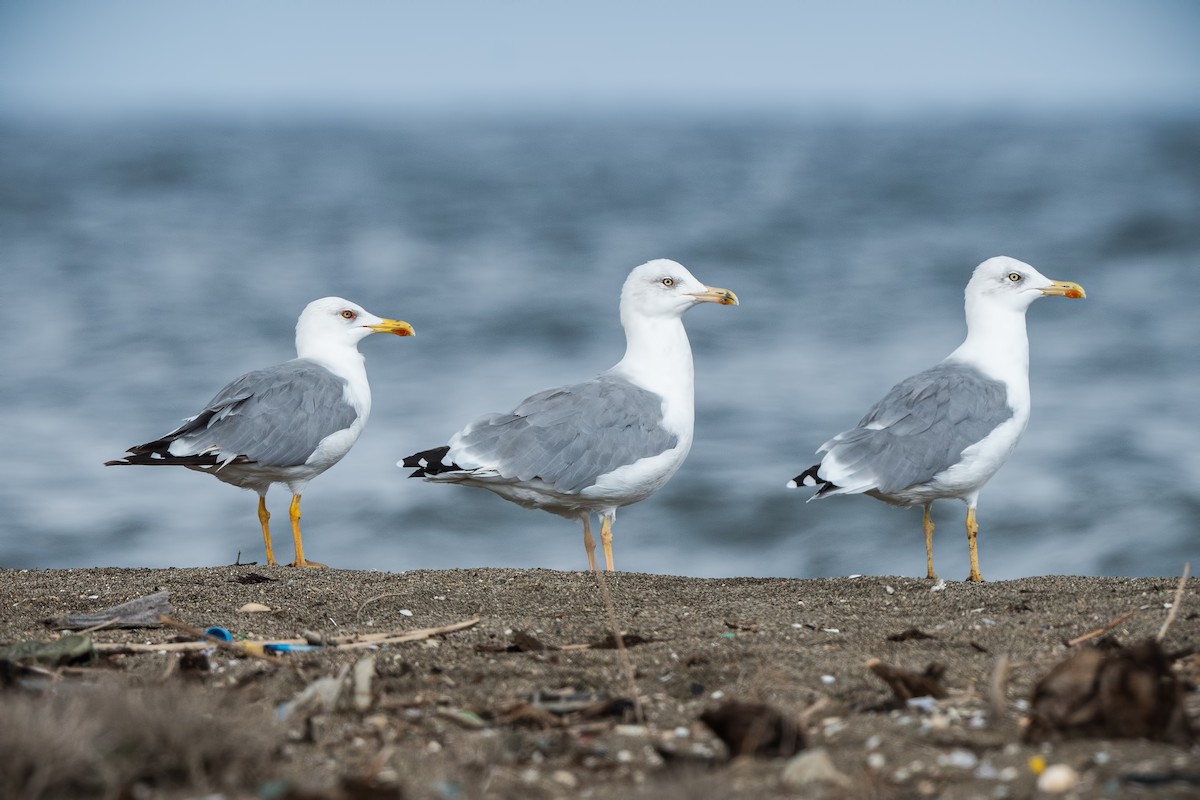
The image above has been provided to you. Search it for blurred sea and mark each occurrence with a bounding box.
[1,111,1197,579]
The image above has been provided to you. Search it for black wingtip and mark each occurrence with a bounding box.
[789,464,838,495]
[403,445,459,478]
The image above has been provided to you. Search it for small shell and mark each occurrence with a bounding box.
[238,602,272,613]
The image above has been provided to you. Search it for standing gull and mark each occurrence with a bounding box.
[106,297,414,567]
[402,259,737,572]
[788,257,1085,582]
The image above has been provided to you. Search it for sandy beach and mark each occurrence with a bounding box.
[1,566,1197,799]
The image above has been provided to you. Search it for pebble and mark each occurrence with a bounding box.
[1036,764,1080,794]
[906,696,938,713]
[781,748,853,789]
[939,749,978,770]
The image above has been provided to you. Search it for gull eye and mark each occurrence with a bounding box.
[1007,272,1022,283]
[340,309,357,320]
[661,277,675,287]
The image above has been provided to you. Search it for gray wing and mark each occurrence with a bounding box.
[150,358,357,467]
[449,374,678,493]
[822,362,1013,493]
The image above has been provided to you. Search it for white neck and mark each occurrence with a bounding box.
[610,313,695,429]
[946,296,1031,395]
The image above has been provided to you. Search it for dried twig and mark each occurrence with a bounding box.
[1157,562,1191,642]
[91,617,480,655]
[329,617,480,649]
[593,569,644,723]
[354,592,410,623]
[1066,609,1136,647]
[987,654,1011,727]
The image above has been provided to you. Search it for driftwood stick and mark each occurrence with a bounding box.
[593,569,644,724]
[987,654,1011,727]
[1157,562,1191,642]
[324,617,481,649]
[1066,609,1136,647]
[91,616,481,655]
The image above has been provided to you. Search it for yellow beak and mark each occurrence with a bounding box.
[688,285,739,306]
[1040,280,1086,300]
[366,319,415,336]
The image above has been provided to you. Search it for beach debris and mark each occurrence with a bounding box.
[0,634,96,677]
[588,631,655,649]
[230,572,275,584]
[725,619,760,633]
[1156,561,1190,641]
[498,702,563,729]
[699,699,806,758]
[512,630,551,652]
[1124,770,1200,788]
[475,627,654,654]
[203,626,233,641]
[476,630,554,653]
[781,748,852,789]
[262,642,322,653]
[177,649,213,674]
[1024,638,1191,743]
[435,708,487,730]
[887,627,937,641]
[41,590,172,630]
[158,615,284,663]
[352,655,376,711]
[238,602,272,613]
[524,689,637,723]
[87,616,479,662]
[866,658,948,707]
[1065,609,1136,647]
[278,664,351,719]
[339,773,405,800]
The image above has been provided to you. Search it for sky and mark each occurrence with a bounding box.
[1,1,1199,116]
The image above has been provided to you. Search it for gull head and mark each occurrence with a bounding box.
[966,256,1086,315]
[620,259,738,324]
[296,296,414,356]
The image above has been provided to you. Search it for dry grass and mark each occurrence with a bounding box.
[0,681,281,800]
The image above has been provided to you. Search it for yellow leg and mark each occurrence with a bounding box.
[257,496,276,566]
[922,503,937,580]
[600,515,615,573]
[582,516,598,572]
[288,494,326,568]
[965,507,983,582]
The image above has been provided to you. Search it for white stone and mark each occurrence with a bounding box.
[1036,764,1080,794]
